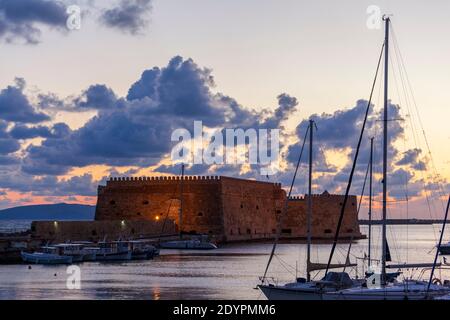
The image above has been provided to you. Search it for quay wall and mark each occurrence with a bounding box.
[30,219,177,243]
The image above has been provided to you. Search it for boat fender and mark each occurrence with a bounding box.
[432,278,442,286]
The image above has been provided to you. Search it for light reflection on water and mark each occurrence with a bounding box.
[0,225,449,300]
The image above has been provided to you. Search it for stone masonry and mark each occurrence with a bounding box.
[95,176,362,242]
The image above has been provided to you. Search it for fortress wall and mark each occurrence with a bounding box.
[95,176,224,236]
[31,220,176,242]
[285,194,362,239]
[94,175,363,242]
[219,177,285,241]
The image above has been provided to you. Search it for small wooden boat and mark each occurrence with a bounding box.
[21,246,73,264]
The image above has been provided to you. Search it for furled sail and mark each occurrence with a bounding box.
[308,256,356,272]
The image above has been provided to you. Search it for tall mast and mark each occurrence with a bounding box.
[381,16,390,285]
[179,163,185,240]
[368,137,374,268]
[306,119,314,282]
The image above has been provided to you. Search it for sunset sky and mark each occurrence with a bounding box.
[0,0,448,219]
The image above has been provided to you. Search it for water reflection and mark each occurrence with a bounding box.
[0,225,448,299]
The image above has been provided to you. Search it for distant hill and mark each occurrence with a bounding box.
[0,203,95,220]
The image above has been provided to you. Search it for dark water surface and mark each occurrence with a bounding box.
[1,225,449,300]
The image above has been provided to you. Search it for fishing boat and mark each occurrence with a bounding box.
[93,241,132,261]
[52,243,97,262]
[21,246,73,264]
[258,120,359,300]
[159,164,217,250]
[127,240,159,259]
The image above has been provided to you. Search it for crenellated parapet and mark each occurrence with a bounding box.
[288,195,306,201]
[288,192,354,201]
[103,175,283,189]
[105,175,222,186]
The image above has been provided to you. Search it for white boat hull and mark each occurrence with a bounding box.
[21,252,73,265]
[323,283,450,300]
[258,285,325,300]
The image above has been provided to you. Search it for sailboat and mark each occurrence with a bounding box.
[159,164,217,250]
[259,15,450,300]
[258,120,360,300]
[321,16,450,300]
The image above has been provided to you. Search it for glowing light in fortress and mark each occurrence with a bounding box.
[53,221,58,228]
[121,220,125,227]
[155,215,160,221]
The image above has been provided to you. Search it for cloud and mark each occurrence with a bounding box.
[0,171,99,196]
[0,155,19,165]
[9,124,52,139]
[261,94,298,129]
[396,148,427,171]
[74,84,118,110]
[23,56,294,175]
[283,100,424,198]
[0,0,68,44]
[0,55,446,207]
[9,122,68,139]
[0,121,20,155]
[0,78,50,123]
[126,67,159,100]
[37,92,67,110]
[99,0,152,35]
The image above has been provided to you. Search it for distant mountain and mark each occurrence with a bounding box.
[0,203,95,220]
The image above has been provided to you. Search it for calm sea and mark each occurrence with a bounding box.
[0,224,449,300]
[0,220,32,234]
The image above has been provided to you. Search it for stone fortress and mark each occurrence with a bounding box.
[94,175,363,242]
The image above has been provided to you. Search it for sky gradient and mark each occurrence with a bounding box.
[0,0,448,220]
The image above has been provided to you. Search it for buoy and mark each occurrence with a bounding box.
[28,265,32,270]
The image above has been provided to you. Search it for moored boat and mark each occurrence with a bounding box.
[323,280,450,300]
[93,241,132,261]
[258,15,450,301]
[160,238,217,250]
[259,272,362,300]
[127,240,158,259]
[21,246,73,264]
[52,243,97,262]
[320,16,450,300]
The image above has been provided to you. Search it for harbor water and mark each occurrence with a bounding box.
[0,224,449,300]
